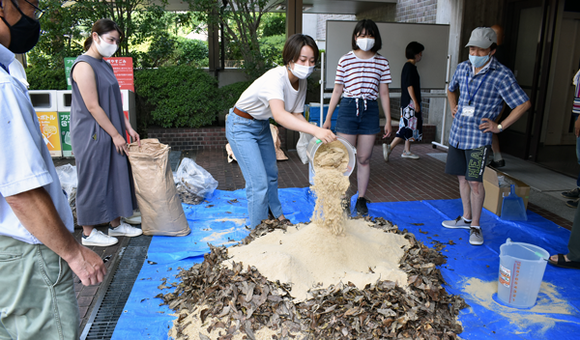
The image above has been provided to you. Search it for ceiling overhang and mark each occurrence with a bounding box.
[159,0,396,15]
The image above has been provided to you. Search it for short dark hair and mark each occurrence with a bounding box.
[84,19,124,51]
[351,19,382,53]
[405,41,424,59]
[282,34,319,65]
[490,43,498,51]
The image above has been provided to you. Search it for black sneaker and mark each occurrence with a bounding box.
[355,197,369,216]
[562,187,580,199]
[566,199,579,209]
[489,159,505,168]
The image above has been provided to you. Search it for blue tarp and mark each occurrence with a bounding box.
[111,188,580,340]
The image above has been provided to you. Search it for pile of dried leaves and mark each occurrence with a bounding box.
[157,217,468,339]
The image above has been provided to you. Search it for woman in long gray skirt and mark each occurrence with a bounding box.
[70,19,142,247]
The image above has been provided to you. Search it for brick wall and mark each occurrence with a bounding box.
[356,5,396,22]
[147,127,229,151]
[317,14,356,41]
[395,0,438,23]
[147,124,435,151]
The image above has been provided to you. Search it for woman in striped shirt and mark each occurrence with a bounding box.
[323,19,393,216]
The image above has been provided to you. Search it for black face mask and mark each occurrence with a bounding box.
[0,6,40,53]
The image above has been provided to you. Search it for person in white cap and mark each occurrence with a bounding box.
[442,27,531,246]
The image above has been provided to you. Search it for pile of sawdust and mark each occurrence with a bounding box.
[168,305,277,340]
[228,219,409,301]
[228,139,409,301]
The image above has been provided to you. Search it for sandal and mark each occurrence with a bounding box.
[548,254,580,269]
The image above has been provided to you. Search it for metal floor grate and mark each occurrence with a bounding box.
[81,235,152,340]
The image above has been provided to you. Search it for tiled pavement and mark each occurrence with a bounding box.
[56,142,574,332]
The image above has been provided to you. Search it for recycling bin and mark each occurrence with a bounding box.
[307,103,338,132]
[57,90,73,157]
[121,89,137,143]
[29,90,61,157]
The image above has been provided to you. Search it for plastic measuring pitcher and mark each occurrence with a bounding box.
[497,238,549,308]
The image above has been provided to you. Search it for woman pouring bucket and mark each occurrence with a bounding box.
[226,34,336,229]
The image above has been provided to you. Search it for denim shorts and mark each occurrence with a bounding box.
[445,145,491,182]
[335,97,381,135]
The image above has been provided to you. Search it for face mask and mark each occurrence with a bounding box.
[357,38,375,52]
[95,35,118,58]
[289,62,314,79]
[0,11,40,53]
[469,54,490,68]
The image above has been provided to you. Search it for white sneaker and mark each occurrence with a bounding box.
[401,151,419,159]
[383,144,392,162]
[442,216,472,229]
[122,211,142,225]
[469,227,484,246]
[82,229,119,247]
[109,221,143,237]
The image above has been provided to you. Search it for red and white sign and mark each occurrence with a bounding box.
[104,57,134,92]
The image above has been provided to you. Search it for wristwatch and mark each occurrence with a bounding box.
[497,123,503,132]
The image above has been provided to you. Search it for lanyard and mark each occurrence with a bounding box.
[465,70,490,105]
[0,62,8,74]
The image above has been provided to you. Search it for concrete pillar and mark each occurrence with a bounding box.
[434,0,464,145]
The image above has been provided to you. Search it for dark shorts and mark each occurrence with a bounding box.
[335,97,381,135]
[445,145,491,182]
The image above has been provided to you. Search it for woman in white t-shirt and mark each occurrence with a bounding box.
[226,34,336,228]
[323,19,393,216]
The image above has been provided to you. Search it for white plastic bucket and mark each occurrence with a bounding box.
[307,136,356,176]
[497,238,549,308]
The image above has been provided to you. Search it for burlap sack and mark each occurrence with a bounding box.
[127,139,190,236]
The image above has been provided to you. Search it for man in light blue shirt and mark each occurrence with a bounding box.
[0,1,106,338]
[442,27,531,246]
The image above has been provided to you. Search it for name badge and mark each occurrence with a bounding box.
[462,106,475,118]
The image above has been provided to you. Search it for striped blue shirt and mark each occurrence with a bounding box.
[448,57,529,149]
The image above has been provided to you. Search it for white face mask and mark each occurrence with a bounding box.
[289,62,314,79]
[357,38,375,52]
[95,35,118,58]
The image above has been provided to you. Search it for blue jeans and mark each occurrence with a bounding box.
[576,134,580,187]
[226,109,282,227]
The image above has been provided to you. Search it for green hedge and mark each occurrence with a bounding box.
[216,80,252,115]
[135,66,221,128]
[26,65,67,90]
[26,63,251,130]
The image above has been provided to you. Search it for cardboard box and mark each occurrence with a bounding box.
[483,166,531,216]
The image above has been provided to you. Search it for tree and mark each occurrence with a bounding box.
[186,0,278,78]
[31,1,200,69]
[260,12,285,37]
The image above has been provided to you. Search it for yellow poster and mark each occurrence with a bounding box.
[36,111,62,157]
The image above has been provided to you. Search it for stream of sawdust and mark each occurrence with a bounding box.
[311,141,350,235]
